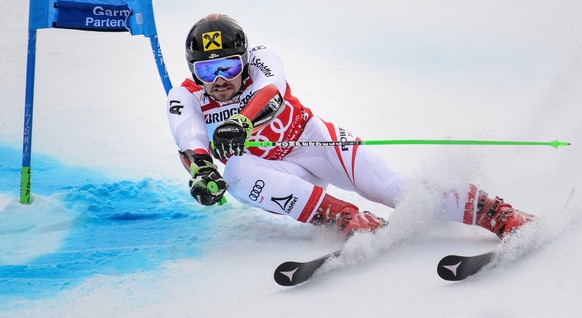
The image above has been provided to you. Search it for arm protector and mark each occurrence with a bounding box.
[240,84,284,132]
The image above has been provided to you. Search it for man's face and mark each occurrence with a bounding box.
[203,75,243,102]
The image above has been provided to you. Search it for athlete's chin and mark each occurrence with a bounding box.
[210,88,236,101]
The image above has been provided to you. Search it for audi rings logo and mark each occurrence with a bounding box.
[249,180,265,201]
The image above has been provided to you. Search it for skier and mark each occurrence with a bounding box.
[166,13,534,239]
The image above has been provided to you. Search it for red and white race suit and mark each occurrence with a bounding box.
[166,45,469,223]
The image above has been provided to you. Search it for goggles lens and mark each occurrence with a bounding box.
[193,55,244,84]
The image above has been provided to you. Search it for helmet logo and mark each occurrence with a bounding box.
[202,31,222,51]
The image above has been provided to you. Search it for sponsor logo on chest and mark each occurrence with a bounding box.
[204,107,240,125]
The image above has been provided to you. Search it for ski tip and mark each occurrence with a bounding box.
[437,255,466,281]
[274,261,308,286]
[273,249,342,286]
[437,251,495,281]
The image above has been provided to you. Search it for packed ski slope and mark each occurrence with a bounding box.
[1,1,582,317]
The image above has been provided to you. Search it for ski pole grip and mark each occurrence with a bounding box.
[207,181,227,206]
[207,181,219,193]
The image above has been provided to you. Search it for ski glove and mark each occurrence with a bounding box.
[212,114,253,160]
[182,151,228,206]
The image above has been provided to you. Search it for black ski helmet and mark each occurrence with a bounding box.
[185,14,248,75]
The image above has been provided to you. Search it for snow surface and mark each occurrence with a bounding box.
[1,1,582,317]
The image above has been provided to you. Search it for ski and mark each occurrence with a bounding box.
[437,250,495,281]
[274,249,342,286]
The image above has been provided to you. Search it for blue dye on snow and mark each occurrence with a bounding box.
[0,144,211,303]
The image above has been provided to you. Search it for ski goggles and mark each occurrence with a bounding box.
[192,55,244,84]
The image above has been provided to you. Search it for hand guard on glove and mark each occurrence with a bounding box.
[181,150,228,206]
[212,114,253,160]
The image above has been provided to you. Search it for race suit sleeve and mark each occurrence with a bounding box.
[166,85,210,155]
[240,47,288,131]
[247,46,287,93]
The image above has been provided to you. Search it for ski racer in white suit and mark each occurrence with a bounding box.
[166,14,534,238]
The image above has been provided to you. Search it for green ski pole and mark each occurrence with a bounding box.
[244,139,571,149]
